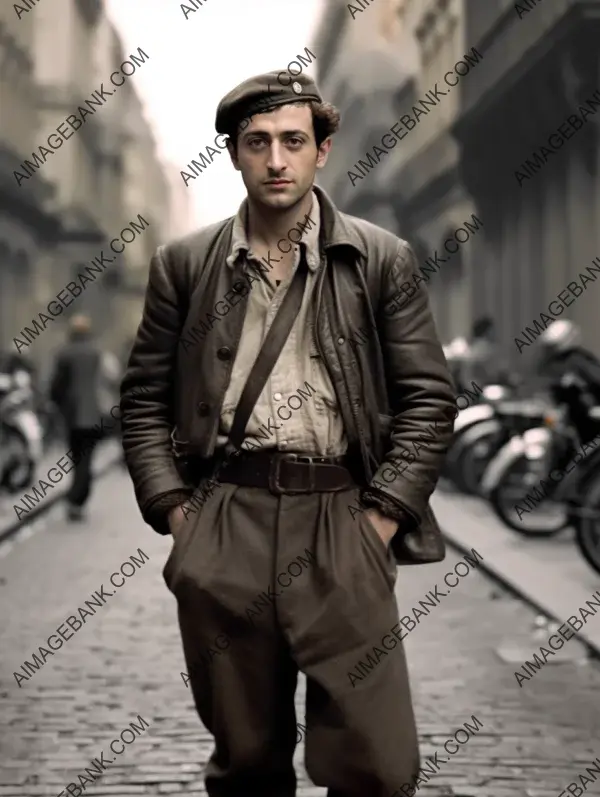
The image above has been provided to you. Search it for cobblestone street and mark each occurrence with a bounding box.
[1,468,600,796]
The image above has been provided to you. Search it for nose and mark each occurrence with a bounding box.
[267,141,287,174]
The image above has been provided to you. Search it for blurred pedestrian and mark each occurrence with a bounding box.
[537,319,600,402]
[49,314,114,522]
[462,316,505,387]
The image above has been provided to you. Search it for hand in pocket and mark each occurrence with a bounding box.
[364,507,398,549]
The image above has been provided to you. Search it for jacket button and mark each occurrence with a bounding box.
[197,401,210,416]
[217,347,232,361]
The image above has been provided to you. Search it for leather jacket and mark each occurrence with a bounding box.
[120,185,456,564]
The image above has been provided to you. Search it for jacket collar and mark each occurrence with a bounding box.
[312,183,366,259]
[225,183,366,269]
[227,189,322,272]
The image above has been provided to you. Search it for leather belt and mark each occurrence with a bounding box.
[215,450,357,495]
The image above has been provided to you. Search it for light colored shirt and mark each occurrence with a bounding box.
[216,191,347,456]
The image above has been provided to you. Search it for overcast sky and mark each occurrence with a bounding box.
[105,0,324,229]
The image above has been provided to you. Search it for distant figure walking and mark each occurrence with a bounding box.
[49,315,115,521]
[462,316,502,387]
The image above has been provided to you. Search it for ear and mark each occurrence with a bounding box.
[316,137,332,170]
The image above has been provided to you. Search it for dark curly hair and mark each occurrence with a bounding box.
[226,100,341,150]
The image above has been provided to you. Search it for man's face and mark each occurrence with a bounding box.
[227,103,331,210]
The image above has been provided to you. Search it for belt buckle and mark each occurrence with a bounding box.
[269,453,315,495]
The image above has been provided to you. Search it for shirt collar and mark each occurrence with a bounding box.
[226,190,321,272]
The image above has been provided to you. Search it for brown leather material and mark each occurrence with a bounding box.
[390,505,446,565]
[216,451,356,494]
[121,186,457,565]
[227,254,308,455]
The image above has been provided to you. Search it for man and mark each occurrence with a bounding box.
[49,314,112,521]
[120,70,456,797]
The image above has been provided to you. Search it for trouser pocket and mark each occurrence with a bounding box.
[354,492,397,594]
[162,516,197,591]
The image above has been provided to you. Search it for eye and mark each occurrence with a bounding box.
[287,137,303,147]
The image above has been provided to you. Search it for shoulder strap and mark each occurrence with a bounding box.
[226,254,309,453]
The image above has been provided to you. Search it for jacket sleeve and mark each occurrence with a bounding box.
[120,245,194,535]
[362,240,457,525]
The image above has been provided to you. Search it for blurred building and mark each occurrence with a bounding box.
[455,0,600,361]
[164,162,195,242]
[314,0,478,339]
[111,66,170,346]
[313,0,411,231]
[0,2,58,360]
[314,0,600,361]
[380,0,479,341]
[0,0,190,373]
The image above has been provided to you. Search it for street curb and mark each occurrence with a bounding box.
[439,522,600,661]
[0,447,123,545]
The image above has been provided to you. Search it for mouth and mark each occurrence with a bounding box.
[265,180,292,186]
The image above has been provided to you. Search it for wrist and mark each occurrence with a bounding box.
[145,489,193,536]
[366,506,396,526]
[168,504,185,531]
[360,490,418,529]
[169,503,183,518]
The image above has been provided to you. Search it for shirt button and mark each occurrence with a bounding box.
[337,337,345,345]
[217,347,232,361]
[274,392,282,401]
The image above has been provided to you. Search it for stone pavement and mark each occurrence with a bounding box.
[0,440,122,544]
[1,470,600,796]
[431,483,600,654]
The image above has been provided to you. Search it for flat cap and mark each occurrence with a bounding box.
[215,70,322,135]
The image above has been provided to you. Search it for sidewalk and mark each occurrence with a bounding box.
[0,439,122,543]
[432,484,600,655]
